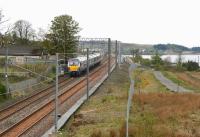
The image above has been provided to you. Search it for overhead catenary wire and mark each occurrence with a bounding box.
[9,63,55,82]
[9,78,52,94]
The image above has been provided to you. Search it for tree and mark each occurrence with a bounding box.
[182,61,199,71]
[0,11,14,48]
[37,28,46,41]
[0,10,4,30]
[0,10,7,31]
[13,20,35,44]
[44,14,81,54]
[151,52,163,70]
[131,49,142,63]
[141,58,151,66]
[176,52,183,70]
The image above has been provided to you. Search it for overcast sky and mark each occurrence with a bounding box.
[1,0,200,47]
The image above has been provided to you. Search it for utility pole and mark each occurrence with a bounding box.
[115,40,118,66]
[55,53,59,132]
[108,38,111,75]
[87,48,89,100]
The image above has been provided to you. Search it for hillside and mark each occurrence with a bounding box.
[120,43,153,54]
[121,43,153,49]
[121,43,200,55]
[154,44,189,52]
[153,44,200,54]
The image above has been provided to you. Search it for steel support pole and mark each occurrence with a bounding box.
[87,48,89,100]
[55,53,59,132]
[119,42,121,64]
[108,38,111,75]
[5,45,9,96]
[115,40,118,66]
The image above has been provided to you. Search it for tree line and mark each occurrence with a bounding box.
[153,44,200,53]
[0,10,81,55]
[131,49,199,71]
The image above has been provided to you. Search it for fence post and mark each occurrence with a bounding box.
[55,53,59,132]
[115,40,118,66]
[126,63,136,137]
[5,45,10,96]
[87,48,89,100]
[108,38,111,76]
[118,42,121,68]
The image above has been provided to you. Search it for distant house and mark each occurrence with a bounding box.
[0,45,46,64]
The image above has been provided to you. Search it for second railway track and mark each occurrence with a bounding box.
[0,77,75,122]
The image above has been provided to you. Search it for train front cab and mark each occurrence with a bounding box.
[68,59,81,77]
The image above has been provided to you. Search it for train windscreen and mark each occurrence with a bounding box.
[68,59,79,66]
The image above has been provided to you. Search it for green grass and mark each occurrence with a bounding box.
[0,74,29,84]
[134,68,170,93]
[162,71,181,84]
[162,71,196,90]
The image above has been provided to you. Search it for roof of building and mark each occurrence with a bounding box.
[0,45,43,56]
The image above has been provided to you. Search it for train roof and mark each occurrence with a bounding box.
[69,53,101,62]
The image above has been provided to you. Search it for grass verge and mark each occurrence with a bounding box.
[162,71,200,92]
[58,64,200,137]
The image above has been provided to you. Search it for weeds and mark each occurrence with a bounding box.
[61,64,200,137]
[90,130,102,137]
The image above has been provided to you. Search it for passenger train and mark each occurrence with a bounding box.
[67,52,103,76]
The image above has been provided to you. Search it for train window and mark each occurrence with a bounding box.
[68,59,80,66]
[59,59,65,65]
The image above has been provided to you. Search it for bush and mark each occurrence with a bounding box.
[0,57,5,66]
[0,82,6,99]
[151,53,164,70]
[141,58,151,66]
[182,61,199,71]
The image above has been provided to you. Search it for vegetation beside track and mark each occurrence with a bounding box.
[162,71,200,92]
[0,82,6,102]
[58,64,200,137]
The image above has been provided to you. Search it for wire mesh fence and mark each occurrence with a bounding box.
[0,37,121,137]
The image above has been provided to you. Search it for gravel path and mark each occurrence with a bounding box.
[153,71,191,92]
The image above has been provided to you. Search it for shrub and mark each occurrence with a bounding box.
[182,61,199,71]
[141,58,151,66]
[0,57,5,66]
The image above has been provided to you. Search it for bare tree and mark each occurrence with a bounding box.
[36,28,46,41]
[13,20,35,40]
[0,10,5,26]
[0,11,13,48]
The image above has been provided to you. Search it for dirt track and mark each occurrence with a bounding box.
[153,71,191,92]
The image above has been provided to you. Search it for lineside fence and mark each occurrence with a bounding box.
[0,38,122,136]
[124,57,137,137]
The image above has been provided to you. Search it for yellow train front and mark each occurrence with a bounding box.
[67,58,81,76]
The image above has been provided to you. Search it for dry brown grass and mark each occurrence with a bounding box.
[87,92,200,137]
[176,72,200,89]
[189,72,200,80]
[90,130,102,137]
[135,93,200,120]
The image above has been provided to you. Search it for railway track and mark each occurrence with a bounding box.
[0,59,109,137]
[0,58,109,125]
[0,77,76,122]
